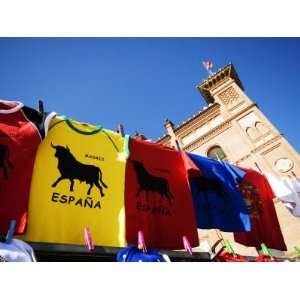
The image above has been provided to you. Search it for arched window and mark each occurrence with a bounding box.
[246,126,259,140]
[255,122,268,135]
[207,146,227,161]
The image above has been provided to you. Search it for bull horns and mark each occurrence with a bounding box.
[50,142,57,149]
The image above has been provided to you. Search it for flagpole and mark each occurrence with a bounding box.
[207,69,213,76]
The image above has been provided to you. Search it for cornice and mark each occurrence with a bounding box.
[183,120,232,152]
[234,154,251,165]
[251,134,282,154]
[250,130,272,143]
[233,135,282,164]
[176,106,221,138]
[228,101,244,112]
[156,102,220,143]
[180,103,257,150]
[260,142,281,156]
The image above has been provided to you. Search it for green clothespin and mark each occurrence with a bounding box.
[224,239,237,257]
[261,243,273,259]
[294,246,300,257]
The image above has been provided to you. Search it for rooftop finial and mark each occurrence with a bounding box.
[164,118,174,128]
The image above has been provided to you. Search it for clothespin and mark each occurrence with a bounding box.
[84,227,94,251]
[224,239,237,257]
[117,124,125,137]
[174,139,181,152]
[138,230,147,253]
[37,99,44,115]
[254,162,263,174]
[116,124,129,162]
[5,219,16,244]
[294,246,300,257]
[182,236,193,256]
[261,243,273,259]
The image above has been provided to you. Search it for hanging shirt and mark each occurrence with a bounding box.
[232,167,287,251]
[0,239,37,262]
[280,177,300,217]
[0,99,56,235]
[264,172,299,216]
[21,116,129,247]
[125,138,199,249]
[264,172,292,200]
[187,153,251,232]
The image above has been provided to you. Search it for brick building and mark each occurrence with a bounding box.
[157,63,300,257]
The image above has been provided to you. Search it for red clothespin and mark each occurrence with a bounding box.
[84,227,94,251]
[138,230,147,253]
[182,236,193,256]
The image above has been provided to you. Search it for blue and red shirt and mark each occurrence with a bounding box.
[187,153,251,232]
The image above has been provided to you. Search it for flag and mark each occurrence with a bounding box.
[203,60,213,71]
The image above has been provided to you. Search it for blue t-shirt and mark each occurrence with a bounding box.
[188,153,251,232]
[116,245,167,262]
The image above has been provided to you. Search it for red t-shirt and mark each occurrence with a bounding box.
[234,168,287,251]
[0,100,55,234]
[125,138,199,249]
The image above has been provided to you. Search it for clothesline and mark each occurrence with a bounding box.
[0,98,300,261]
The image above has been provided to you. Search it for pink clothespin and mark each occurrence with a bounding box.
[138,230,147,253]
[182,236,193,256]
[84,227,94,251]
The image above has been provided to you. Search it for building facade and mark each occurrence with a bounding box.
[157,64,300,257]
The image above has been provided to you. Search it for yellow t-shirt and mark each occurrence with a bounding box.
[21,116,129,247]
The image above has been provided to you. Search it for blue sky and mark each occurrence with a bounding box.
[0,38,299,152]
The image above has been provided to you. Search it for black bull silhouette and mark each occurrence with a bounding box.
[132,160,173,206]
[51,143,108,197]
[0,144,14,179]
